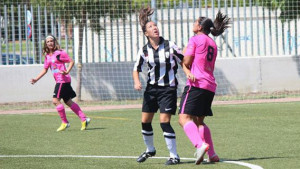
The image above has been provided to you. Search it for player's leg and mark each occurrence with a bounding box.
[158,87,180,165]
[53,83,69,131]
[65,99,90,130]
[196,90,219,162]
[53,97,70,131]
[178,86,205,148]
[137,85,158,163]
[197,119,219,162]
[137,112,156,163]
[160,113,180,165]
[202,124,219,162]
[178,86,209,165]
[179,114,206,149]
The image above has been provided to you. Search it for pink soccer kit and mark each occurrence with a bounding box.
[44,50,72,83]
[184,34,217,92]
[44,50,86,123]
[183,34,218,158]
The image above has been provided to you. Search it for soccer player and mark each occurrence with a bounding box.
[30,35,90,131]
[133,6,183,165]
[178,11,230,165]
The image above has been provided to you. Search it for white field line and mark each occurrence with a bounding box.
[0,155,263,169]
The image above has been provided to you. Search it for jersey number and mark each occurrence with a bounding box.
[206,46,214,62]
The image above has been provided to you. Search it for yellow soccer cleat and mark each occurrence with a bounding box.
[81,117,91,131]
[56,123,70,132]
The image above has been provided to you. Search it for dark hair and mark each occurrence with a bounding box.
[198,11,230,36]
[139,6,154,33]
[43,35,61,55]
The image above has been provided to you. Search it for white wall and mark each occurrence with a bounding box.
[1,56,300,103]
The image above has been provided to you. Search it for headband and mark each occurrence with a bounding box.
[46,35,55,40]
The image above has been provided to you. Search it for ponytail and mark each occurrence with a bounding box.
[211,11,230,37]
[139,6,154,33]
[198,11,230,36]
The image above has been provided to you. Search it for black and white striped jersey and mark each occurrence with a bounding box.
[133,37,184,87]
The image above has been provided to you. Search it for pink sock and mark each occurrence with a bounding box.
[70,102,86,122]
[56,104,68,123]
[183,121,204,148]
[198,125,205,140]
[202,125,216,157]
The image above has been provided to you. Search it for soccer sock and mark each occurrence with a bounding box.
[56,104,68,123]
[203,125,216,157]
[141,123,155,152]
[183,121,203,148]
[161,122,179,158]
[70,102,86,122]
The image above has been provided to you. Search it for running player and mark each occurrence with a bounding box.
[133,6,183,165]
[30,35,90,131]
[178,11,230,165]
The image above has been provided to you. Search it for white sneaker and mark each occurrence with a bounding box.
[195,143,209,165]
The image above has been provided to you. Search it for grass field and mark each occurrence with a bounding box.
[1,102,300,169]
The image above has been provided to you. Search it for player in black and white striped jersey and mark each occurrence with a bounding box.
[132,6,184,165]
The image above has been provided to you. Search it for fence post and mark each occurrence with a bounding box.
[151,0,157,23]
[11,5,16,65]
[4,5,9,64]
[38,5,42,64]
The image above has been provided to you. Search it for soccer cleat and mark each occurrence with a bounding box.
[195,143,210,165]
[136,150,156,163]
[56,123,70,132]
[208,154,220,162]
[165,157,180,165]
[81,117,91,131]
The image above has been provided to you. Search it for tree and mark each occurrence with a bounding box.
[30,0,133,101]
[258,0,300,22]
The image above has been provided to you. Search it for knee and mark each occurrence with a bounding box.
[178,119,184,127]
[52,101,60,106]
[178,115,187,127]
[160,122,175,133]
[142,122,153,131]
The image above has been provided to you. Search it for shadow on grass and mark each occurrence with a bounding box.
[86,127,106,130]
[180,161,218,165]
[178,156,286,165]
[223,156,286,161]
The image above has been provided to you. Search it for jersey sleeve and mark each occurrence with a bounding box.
[170,41,184,63]
[184,37,196,57]
[133,48,145,72]
[43,56,50,69]
[57,50,71,63]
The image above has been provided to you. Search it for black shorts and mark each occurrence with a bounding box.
[179,86,215,117]
[142,85,177,115]
[53,83,76,103]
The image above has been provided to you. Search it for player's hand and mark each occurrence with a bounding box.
[59,70,69,75]
[134,82,142,91]
[187,73,196,82]
[30,78,38,85]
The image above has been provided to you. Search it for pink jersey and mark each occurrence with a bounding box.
[44,50,72,83]
[184,34,217,92]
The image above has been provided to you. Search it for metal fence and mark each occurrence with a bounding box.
[1,0,299,65]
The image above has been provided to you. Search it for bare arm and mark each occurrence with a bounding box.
[133,71,142,91]
[183,55,196,82]
[60,58,74,75]
[30,68,48,85]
